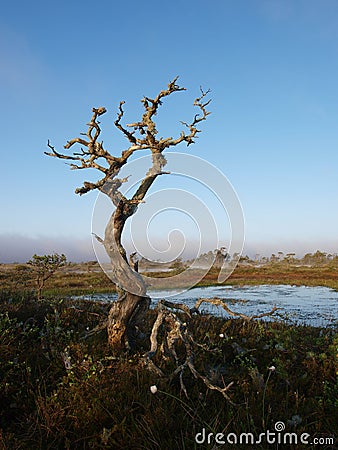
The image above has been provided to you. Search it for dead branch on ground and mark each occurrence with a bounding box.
[144,296,279,404]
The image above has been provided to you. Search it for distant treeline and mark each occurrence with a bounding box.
[240,250,338,265]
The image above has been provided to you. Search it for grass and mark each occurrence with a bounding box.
[0,290,337,449]
[1,261,338,295]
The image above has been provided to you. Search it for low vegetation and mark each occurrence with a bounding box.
[0,256,337,448]
[1,254,338,297]
[0,290,336,449]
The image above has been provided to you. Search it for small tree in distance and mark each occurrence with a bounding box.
[27,253,67,301]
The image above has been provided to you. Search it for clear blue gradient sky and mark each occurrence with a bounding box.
[1,0,338,262]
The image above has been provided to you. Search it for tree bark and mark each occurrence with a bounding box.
[103,206,151,350]
[107,292,150,350]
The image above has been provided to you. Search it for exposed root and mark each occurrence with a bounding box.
[158,299,192,317]
[144,296,279,405]
[144,301,236,404]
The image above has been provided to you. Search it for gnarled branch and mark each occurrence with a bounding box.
[195,297,280,321]
[46,77,210,208]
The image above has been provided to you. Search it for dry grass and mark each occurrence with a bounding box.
[1,261,337,297]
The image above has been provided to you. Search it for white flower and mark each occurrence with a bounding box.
[268,365,276,372]
[150,385,158,394]
[219,333,224,338]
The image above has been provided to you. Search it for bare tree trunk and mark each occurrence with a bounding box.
[107,292,150,350]
[103,208,151,350]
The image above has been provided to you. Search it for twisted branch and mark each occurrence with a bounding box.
[45,77,210,208]
[195,297,280,321]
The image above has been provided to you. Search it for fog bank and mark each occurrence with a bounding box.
[1,233,337,264]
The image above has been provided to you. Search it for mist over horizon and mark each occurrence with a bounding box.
[1,233,337,264]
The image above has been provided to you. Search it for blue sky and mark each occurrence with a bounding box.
[1,0,338,262]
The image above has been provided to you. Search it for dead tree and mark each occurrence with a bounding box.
[45,77,211,350]
[46,79,279,402]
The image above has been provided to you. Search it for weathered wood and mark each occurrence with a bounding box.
[107,291,150,350]
[46,77,210,350]
[195,297,280,321]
